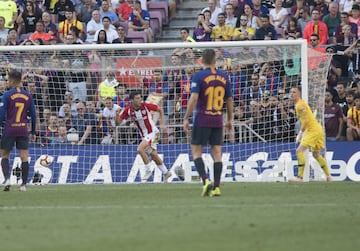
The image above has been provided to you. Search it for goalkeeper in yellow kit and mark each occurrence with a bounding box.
[289,86,332,182]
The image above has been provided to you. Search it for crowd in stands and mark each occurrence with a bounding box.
[0,0,360,144]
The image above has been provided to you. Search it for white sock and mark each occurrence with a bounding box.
[144,163,151,172]
[157,164,168,174]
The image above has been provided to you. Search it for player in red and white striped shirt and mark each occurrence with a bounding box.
[116,90,172,183]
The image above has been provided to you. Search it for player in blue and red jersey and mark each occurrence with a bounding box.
[183,49,233,197]
[0,69,36,192]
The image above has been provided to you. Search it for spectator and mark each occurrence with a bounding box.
[112,83,130,109]
[0,16,9,45]
[211,12,233,41]
[303,8,328,45]
[102,96,121,141]
[5,28,18,46]
[309,33,326,53]
[52,0,75,23]
[95,29,109,44]
[201,0,223,26]
[269,0,288,29]
[333,81,348,108]
[344,39,360,77]
[58,91,78,117]
[93,16,119,43]
[349,4,360,37]
[255,14,277,40]
[192,13,212,42]
[29,21,52,44]
[98,70,118,103]
[243,3,260,30]
[16,1,42,35]
[128,0,152,43]
[232,14,255,40]
[313,0,329,20]
[324,89,344,141]
[250,0,269,17]
[42,11,57,40]
[58,6,83,43]
[100,0,121,26]
[69,26,83,43]
[72,101,99,145]
[51,126,70,144]
[262,63,281,95]
[39,114,59,145]
[224,3,238,29]
[284,16,302,39]
[147,68,169,118]
[118,0,133,23]
[86,10,103,43]
[326,46,342,90]
[322,2,341,39]
[241,73,264,105]
[334,12,358,41]
[297,6,311,34]
[58,102,74,129]
[230,0,245,18]
[0,0,17,29]
[77,0,99,23]
[346,92,360,141]
[339,0,354,13]
[113,25,132,43]
[25,80,45,112]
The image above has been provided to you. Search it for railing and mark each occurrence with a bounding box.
[114,122,268,144]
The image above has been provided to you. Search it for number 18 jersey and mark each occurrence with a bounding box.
[191,68,232,128]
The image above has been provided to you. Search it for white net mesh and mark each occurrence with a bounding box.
[0,41,331,184]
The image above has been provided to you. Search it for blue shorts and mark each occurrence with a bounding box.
[191,127,223,146]
[1,136,29,151]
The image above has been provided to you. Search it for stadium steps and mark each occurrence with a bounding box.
[156,0,207,43]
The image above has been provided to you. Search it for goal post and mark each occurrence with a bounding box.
[0,40,331,184]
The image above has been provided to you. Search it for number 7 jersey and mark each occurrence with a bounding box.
[190,67,232,127]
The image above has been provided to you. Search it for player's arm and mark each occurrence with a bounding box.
[156,104,166,130]
[0,92,9,124]
[225,97,233,131]
[183,92,199,131]
[29,99,37,142]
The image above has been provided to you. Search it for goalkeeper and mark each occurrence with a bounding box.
[289,86,332,182]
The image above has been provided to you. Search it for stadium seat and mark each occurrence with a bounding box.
[148,1,168,24]
[127,31,148,43]
[149,10,163,35]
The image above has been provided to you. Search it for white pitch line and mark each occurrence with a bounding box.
[0,203,358,211]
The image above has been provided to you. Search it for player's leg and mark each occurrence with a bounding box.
[289,144,307,182]
[191,127,212,196]
[18,137,30,191]
[209,127,224,196]
[137,140,153,181]
[1,149,11,191]
[1,137,14,191]
[150,150,172,183]
[312,150,332,181]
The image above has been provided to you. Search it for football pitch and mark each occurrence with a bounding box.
[0,182,359,251]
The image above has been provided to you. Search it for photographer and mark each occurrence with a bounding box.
[344,39,360,78]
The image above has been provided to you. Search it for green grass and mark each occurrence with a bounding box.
[0,182,359,251]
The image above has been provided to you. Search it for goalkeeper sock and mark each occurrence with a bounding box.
[21,162,29,185]
[315,156,330,177]
[157,163,168,174]
[297,152,305,179]
[213,162,222,188]
[1,158,10,180]
[194,158,207,184]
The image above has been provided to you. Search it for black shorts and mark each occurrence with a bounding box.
[1,136,29,151]
[191,127,223,146]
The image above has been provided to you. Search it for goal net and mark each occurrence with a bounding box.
[0,40,331,184]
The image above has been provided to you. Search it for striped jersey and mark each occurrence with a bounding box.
[120,102,159,138]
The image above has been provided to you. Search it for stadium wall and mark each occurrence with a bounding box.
[1,142,359,184]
